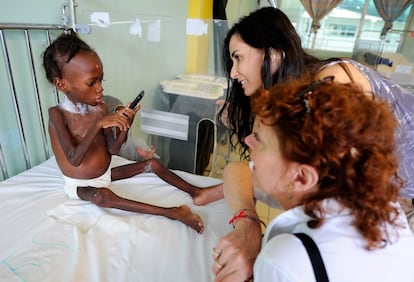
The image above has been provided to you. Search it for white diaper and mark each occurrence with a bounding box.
[62,167,111,199]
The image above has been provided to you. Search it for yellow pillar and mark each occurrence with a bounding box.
[186,0,213,74]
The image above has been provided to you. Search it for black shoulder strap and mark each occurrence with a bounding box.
[294,233,329,282]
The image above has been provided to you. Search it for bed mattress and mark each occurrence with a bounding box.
[0,155,232,282]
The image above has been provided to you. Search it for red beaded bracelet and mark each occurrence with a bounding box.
[228,209,267,229]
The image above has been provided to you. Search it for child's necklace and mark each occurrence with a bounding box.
[59,95,100,115]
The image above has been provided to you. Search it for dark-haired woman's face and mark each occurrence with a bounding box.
[229,34,264,96]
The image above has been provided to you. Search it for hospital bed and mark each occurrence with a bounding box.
[0,154,231,282]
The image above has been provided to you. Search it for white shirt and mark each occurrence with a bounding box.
[254,199,414,282]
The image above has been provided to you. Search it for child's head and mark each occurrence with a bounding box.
[43,31,96,83]
[43,31,105,105]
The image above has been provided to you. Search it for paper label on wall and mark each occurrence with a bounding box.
[147,19,161,42]
[90,12,110,28]
[186,19,208,36]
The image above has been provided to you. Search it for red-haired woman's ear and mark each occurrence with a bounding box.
[295,164,319,190]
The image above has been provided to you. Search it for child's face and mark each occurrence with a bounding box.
[57,51,104,106]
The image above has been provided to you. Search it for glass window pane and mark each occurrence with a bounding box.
[279,0,412,54]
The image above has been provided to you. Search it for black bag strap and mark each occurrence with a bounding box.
[294,233,329,282]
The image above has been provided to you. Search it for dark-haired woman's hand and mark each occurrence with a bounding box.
[212,218,261,282]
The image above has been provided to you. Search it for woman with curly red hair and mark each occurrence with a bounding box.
[218,77,414,281]
[213,7,414,281]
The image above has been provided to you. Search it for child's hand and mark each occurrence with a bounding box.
[135,145,156,161]
[118,105,138,119]
[115,105,138,126]
[125,102,141,113]
[98,113,130,131]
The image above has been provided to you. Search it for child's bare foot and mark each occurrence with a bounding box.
[173,205,204,234]
[193,183,224,206]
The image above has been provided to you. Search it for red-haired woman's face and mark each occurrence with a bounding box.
[245,118,295,209]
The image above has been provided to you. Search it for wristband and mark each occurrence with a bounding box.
[228,209,267,229]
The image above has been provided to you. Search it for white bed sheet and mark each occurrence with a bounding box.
[0,155,232,282]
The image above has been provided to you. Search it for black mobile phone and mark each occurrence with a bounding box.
[129,90,145,109]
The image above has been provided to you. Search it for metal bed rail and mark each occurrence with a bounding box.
[0,23,66,180]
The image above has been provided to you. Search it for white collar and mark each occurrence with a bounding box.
[264,199,348,242]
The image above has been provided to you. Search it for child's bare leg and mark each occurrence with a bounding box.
[77,187,204,233]
[149,159,224,205]
[77,186,101,201]
[111,159,224,205]
[111,160,152,181]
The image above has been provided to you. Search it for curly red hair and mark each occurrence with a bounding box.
[251,77,402,250]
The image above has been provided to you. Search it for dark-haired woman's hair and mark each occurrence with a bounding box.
[43,30,95,83]
[218,7,319,158]
[251,78,402,250]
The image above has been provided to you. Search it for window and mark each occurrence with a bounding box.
[280,0,413,55]
[328,24,357,37]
